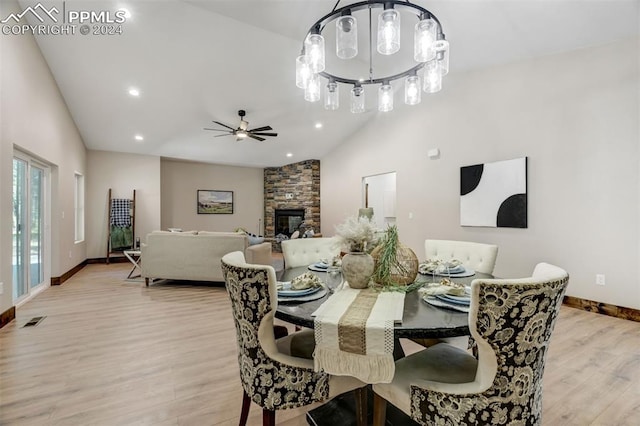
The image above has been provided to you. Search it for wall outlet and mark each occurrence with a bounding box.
[285,193,294,200]
[0,282,3,295]
[596,274,606,286]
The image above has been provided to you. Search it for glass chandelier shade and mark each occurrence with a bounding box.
[305,33,325,73]
[304,73,321,102]
[404,75,421,105]
[351,86,365,113]
[336,15,358,59]
[377,8,400,55]
[433,39,450,75]
[423,60,442,93]
[325,81,339,110]
[414,18,437,62]
[295,55,312,89]
[378,83,394,112]
[297,1,449,113]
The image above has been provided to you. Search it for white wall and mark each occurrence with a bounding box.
[85,150,161,259]
[160,158,264,234]
[0,0,87,313]
[321,38,640,310]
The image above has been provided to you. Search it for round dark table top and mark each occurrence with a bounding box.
[275,266,492,339]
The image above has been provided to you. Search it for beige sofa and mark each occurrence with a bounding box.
[141,231,272,285]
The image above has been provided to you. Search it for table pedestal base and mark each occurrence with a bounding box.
[306,389,418,426]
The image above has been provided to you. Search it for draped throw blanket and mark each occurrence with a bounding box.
[312,287,404,384]
[110,225,133,250]
[110,198,132,227]
[110,198,132,250]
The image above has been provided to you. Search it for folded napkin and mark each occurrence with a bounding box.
[417,278,467,297]
[312,288,404,384]
[418,258,462,274]
[290,272,323,290]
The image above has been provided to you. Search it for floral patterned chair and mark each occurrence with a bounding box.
[372,262,569,426]
[221,251,366,426]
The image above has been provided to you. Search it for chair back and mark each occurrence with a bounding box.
[411,262,569,425]
[281,237,340,269]
[221,251,329,410]
[424,239,498,274]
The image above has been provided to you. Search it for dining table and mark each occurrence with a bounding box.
[274,264,493,426]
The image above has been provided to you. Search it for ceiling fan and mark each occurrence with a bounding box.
[204,110,278,142]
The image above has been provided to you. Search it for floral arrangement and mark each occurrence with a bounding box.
[334,215,380,253]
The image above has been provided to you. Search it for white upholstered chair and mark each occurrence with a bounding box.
[424,239,499,274]
[221,251,366,426]
[281,237,340,269]
[372,263,569,426]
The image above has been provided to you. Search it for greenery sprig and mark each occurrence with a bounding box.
[372,225,409,288]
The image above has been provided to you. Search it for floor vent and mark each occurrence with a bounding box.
[22,316,46,327]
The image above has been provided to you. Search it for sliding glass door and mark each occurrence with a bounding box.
[13,154,48,303]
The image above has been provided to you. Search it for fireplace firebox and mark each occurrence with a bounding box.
[274,209,305,238]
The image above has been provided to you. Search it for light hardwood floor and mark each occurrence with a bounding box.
[1,263,639,425]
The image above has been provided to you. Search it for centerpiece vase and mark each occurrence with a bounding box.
[341,252,374,289]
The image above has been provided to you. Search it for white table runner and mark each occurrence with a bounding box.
[312,285,404,384]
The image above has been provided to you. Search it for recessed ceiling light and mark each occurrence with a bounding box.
[315,123,323,129]
[128,87,140,97]
[286,153,293,157]
[120,8,132,19]
[134,135,144,141]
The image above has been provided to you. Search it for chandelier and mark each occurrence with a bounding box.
[295,0,449,113]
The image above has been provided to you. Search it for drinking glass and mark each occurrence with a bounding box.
[325,266,343,293]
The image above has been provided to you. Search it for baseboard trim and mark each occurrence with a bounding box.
[51,261,87,286]
[563,296,640,322]
[0,306,16,329]
[86,256,128,264]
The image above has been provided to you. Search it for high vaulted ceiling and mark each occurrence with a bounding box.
[18,0,640,167]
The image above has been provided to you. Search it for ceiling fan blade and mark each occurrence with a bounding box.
[248,134,266,142]
[250,132,278,137]
[247,126,272,132]
[212,121,235,130]
[214,134,231,138]
[204,128,231,132]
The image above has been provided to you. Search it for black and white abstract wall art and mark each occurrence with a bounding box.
[460,157,527,228]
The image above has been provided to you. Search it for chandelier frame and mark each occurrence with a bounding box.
[302,0,445,86]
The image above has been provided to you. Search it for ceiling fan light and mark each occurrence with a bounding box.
[336,14,358,59]
[295,55,312,89]
[325,81,339,110]
[304,73,321,102]
[350,85,365,113]
[378,83,393,112]
[434,39,450,75]
[377,8,400,55]
[405,75,421,105]
[305,33,325,73]
[236,130,247,138]
[414,18,437,62]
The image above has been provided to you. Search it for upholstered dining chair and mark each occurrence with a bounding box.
[372,263,569,426]
[221,251,366,426]
[281,237,340,269]
[424,239,499,275]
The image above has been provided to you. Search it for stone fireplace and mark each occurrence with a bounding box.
[274,209,305,238]
[264,159,320,251]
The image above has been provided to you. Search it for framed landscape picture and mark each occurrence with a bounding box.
[197,190,234,214]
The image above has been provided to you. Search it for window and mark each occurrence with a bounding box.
[74,172,84,242]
